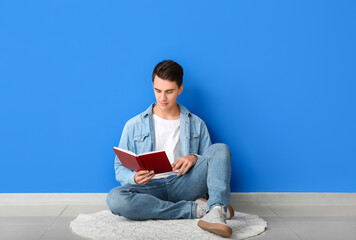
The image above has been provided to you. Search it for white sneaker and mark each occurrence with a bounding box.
[195,198,234,219]
[197,206,232,238]
[195,198,208,218]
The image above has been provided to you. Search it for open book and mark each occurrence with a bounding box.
[113,147,173,174]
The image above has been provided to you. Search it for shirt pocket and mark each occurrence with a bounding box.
[133,132,150,154]
[189,132,200,154]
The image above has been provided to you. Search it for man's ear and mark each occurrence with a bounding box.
[178,84,184,95]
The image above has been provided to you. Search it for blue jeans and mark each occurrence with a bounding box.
[106,143,231,220]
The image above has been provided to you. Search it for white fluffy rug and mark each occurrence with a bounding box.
[70,210,267,240]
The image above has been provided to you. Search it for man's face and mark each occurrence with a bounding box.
[153,76,183,112]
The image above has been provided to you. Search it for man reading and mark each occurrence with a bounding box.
[106,60,234,238]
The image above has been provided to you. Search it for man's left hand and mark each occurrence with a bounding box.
[172,154,198,176]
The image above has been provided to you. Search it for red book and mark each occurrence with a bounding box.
[113,147,173,174]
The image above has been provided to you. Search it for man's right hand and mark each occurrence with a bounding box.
[134,170,155,185]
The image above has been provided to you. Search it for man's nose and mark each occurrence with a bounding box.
[161,93,167,100]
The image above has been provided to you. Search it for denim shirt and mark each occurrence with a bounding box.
[114,103,212,185]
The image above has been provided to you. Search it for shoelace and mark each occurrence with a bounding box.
[210,206,227,223]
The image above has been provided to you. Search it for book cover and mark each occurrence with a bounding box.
[113,147,173,174]
[113,147,145,172]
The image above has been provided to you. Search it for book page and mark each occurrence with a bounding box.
[139,150,166,156]
[113,147,137,156]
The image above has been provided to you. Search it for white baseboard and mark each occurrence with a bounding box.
[1,193,356,206]
[229,192,356,205]
[0,193,107,206]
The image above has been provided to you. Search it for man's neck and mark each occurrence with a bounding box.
[153,104,180,120]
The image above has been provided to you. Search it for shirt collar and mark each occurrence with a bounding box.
[142,103,191,118]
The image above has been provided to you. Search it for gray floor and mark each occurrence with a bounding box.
[0,204,356,240]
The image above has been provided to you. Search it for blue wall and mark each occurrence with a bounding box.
[1,1,355,193]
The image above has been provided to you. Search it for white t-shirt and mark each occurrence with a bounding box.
[152,114,180,179]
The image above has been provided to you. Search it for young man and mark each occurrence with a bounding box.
[107,60,233,238]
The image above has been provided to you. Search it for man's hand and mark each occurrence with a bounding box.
[134,170,155,185]
[172,154,198,176]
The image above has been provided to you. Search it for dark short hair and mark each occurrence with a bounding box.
[152,60,183,87]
